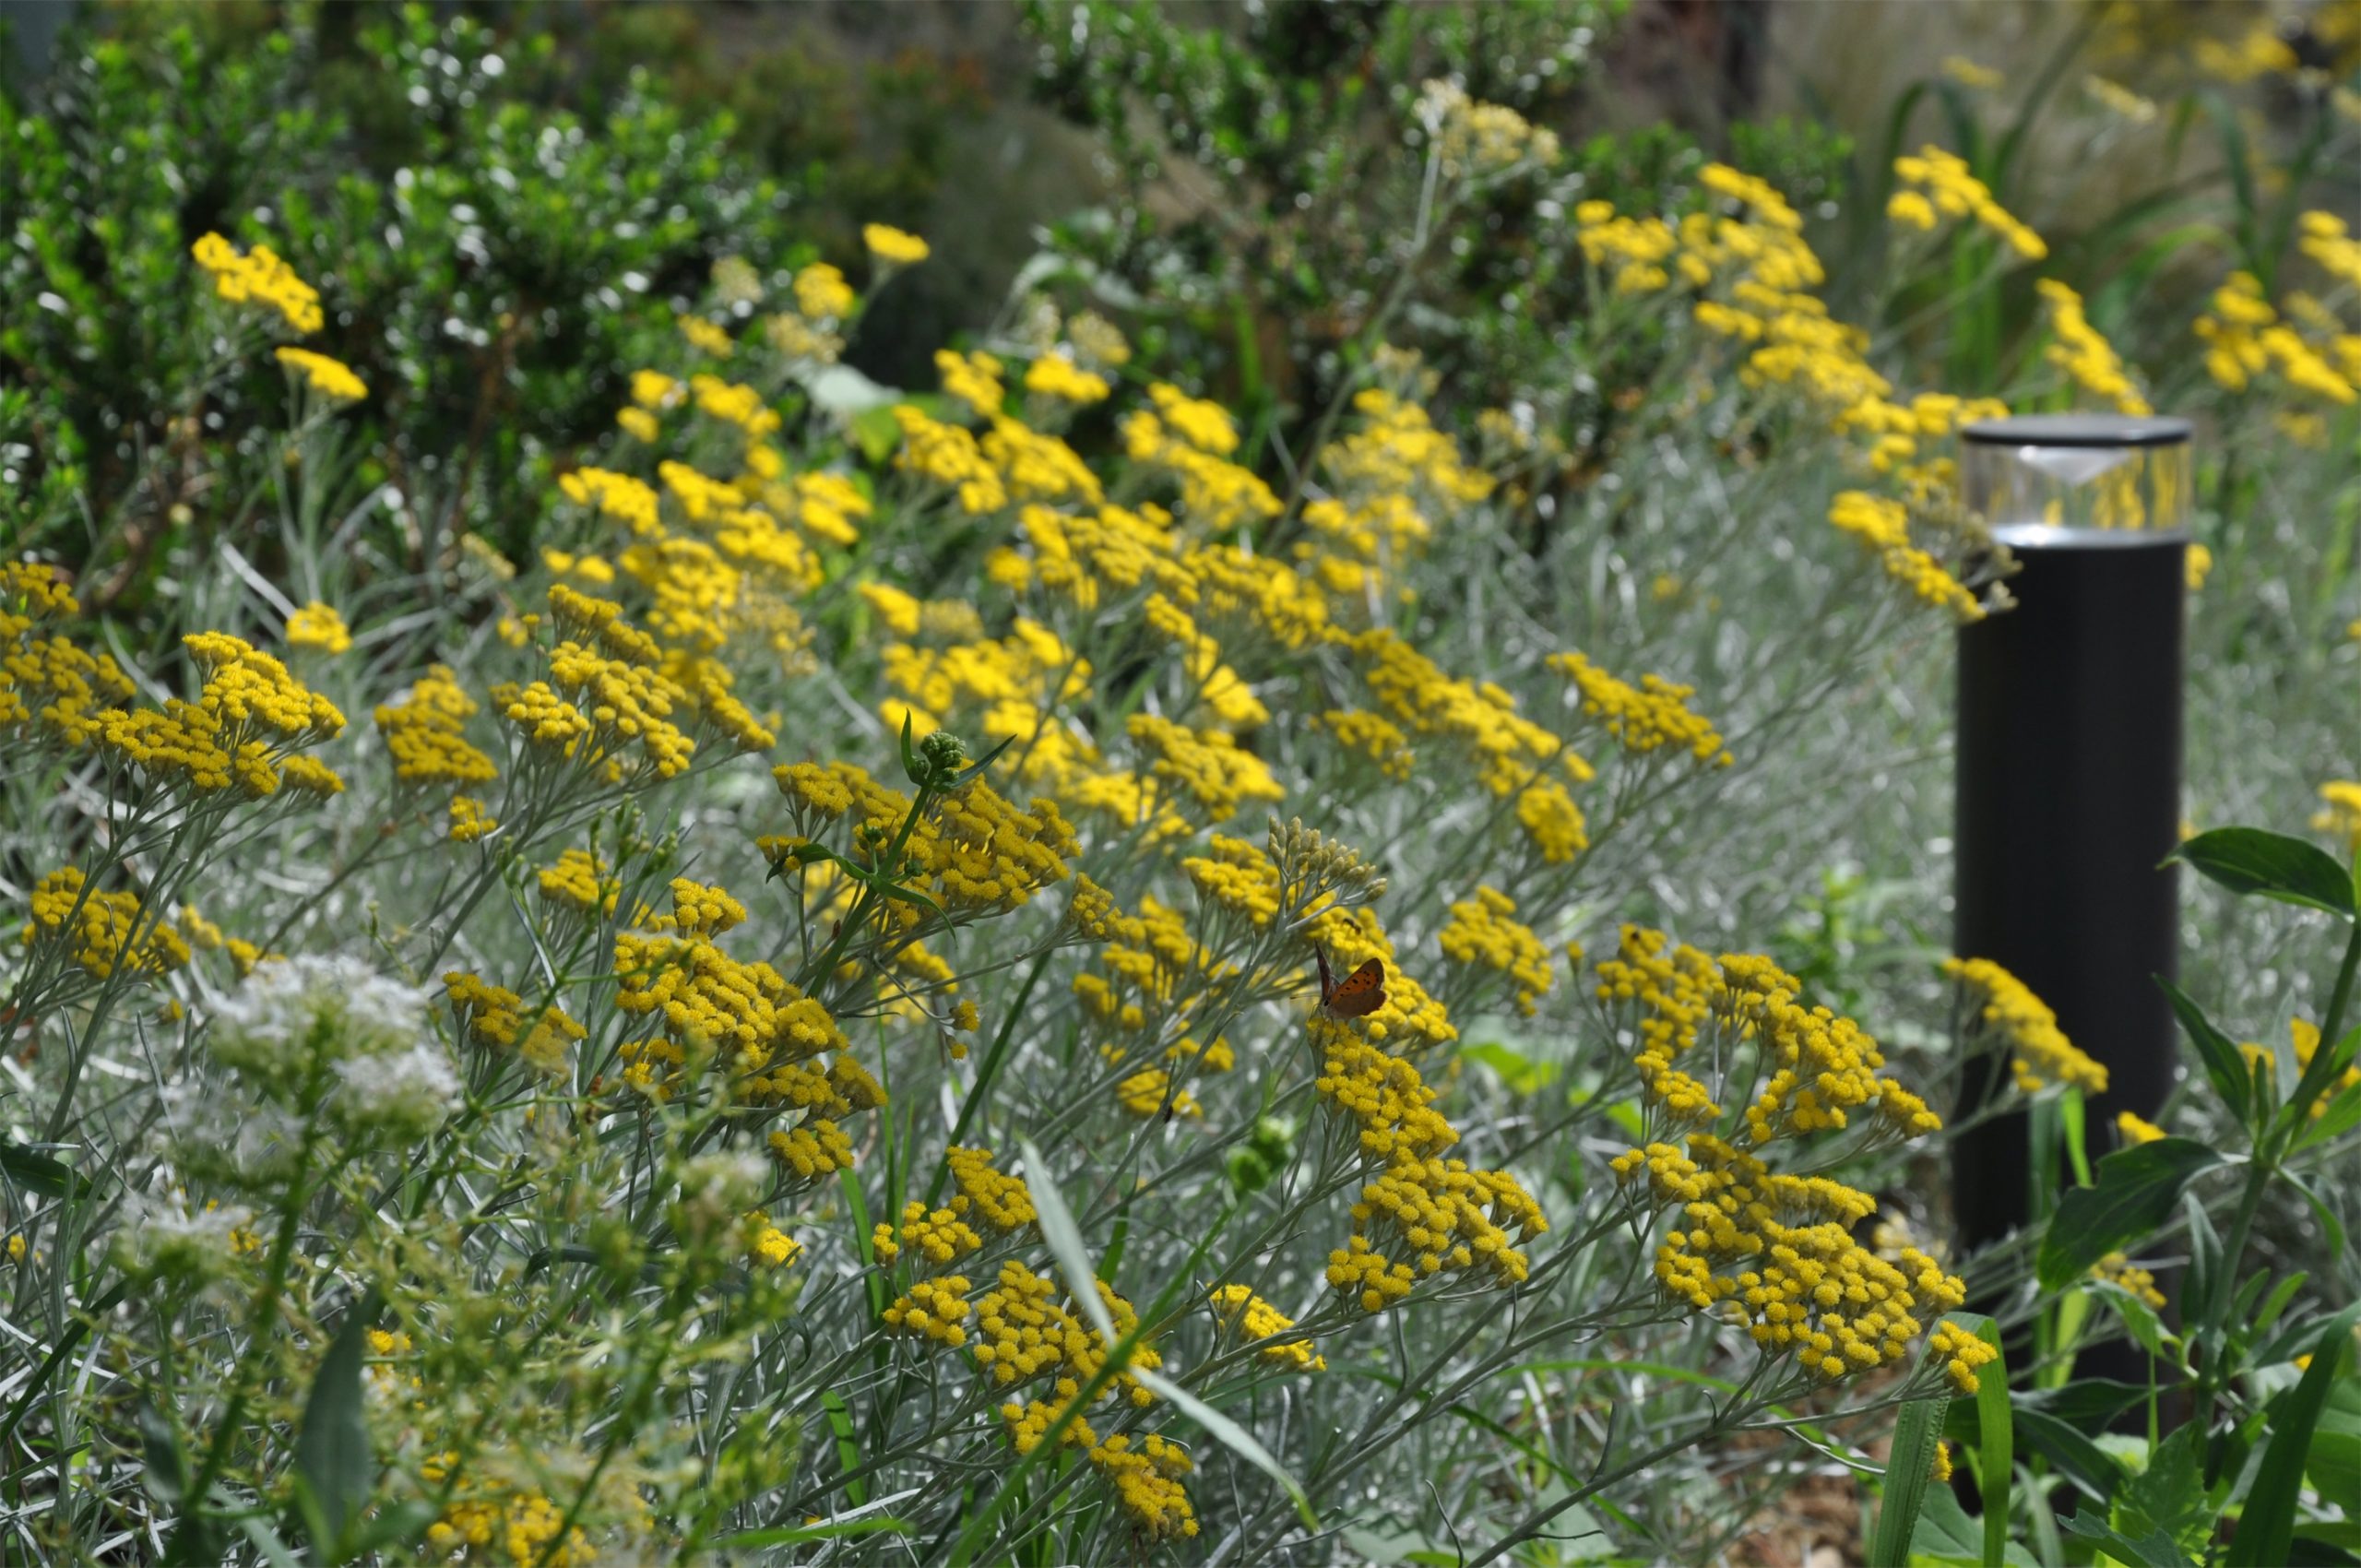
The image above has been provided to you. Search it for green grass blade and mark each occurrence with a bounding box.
[2228,1304,2361,1568]
[1870,1394,1951,1566]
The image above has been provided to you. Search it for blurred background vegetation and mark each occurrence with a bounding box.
[3,0,2353,609]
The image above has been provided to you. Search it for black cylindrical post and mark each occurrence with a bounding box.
[1951,414,2191,1261]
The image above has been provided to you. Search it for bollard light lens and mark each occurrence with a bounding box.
[1960,413,2193,540]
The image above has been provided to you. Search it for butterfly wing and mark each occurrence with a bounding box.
[1325,958,1386,1018]
[1314,944,1336,1006]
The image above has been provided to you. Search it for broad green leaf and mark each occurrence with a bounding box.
[2158,977,2251,1125]
[2037,1138,2224,1291]
[1905,1478,1981,1562]
[2117,1425,2206,1546]
[295,1293,382,1552]
[0,1140,86,1198]
[2285,1020,2361,1136]
[2013,1408,2128,1505]
[2011,1378,2153,1434]
[1870,1396,1951,1568]
[2231,1304,2361,1568]
[2180,1192,2222,1335]
[2296,1072,2361,1150]
[2171,827,2356,919]
[2087,1278,2175,1362]
[2058,1506,2196,1568]
[2308,1372,2361,1522]
[138,1403,186,1503]
[1907,1482,2042,1567]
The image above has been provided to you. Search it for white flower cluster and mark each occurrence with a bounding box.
[204,955,457,1139]
[113,1187,255,1284]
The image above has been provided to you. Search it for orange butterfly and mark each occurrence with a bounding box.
[1315,945,1386,1018]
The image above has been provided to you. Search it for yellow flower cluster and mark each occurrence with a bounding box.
[2035,280,2152,415]
[1828,492,1986,623]
[2285,1016,2359,1118]
[884,1276,973,1348]
[444,971,586,1075]
[1300,907,1540,1314]
[2300,210,2361,291]
[1087,1432,1197,1541]
[894,405,1006,513]
[947,1145,1037,1232]
[1321,388,1493,507]
[1180,835,1284,927]
[937,349,1006,418]
[872,1200,983,1268]
[1886,146,2047,260]
[284,600,353,654]
[1548,651,1731,766]
[746,1214,801,1268]
[273,347,368,402]
[1438,886,1554,1016]
[177,904,266,978]
[1637,1132,1969,1377]
[425,1487,593,1568]
[1069,887,1202,1033]
[2195,272,2358,403]
[1923,1323,1998,1402]
[1124,714,1287,825]
[1118,388,1284,531]
[770,757,1077,916]
[71,632,345,800]
[794,262,857,324]
[538,848,620,919]
[1024,353,1112,406]
[22,867,191,980]
[1113,1066,1199,1119]
[376,666,497,788]
[2314,780,2361,849]
[1350,627,1590,861]
[1206,1285,1324,1371]
[1297,386,1493,597]
[1065,311,1131,368]
[1943,956,2107,1094]
[988,503,1169,616]
[1588,160,2006,497]
[989,1266,1157,1399]
[2,564,137,744]
[2195,22,2301,83]
[2093,1252,2167,1311]
[191,232,323,333]
[960,1258,1197,1536]
[677,315,734,360]
[1418,78,1560,175]
[982,416,1102,505]
[1597,926,1965,1382]
[614,902,850,1109]
[446,795,498,842]
[2115,1110,2166,1146]
[863,222,931,267]
[494,585,706,779]
[688,374,780,439]
[558,468,661,538]
[1574,201,1679,295]
[1311,708,1413,780]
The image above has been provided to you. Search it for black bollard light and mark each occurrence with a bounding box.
[1951,414,2192,1269]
